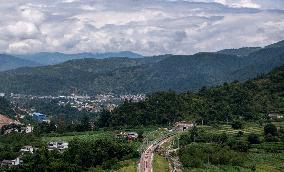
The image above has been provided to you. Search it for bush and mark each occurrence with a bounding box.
[231,140,250,152]
[237,131,244,137]
[231,121,243,129]
[179,143,245,168]
[248,133,260,144]
[265,133,279,142]
[264,123,278,136]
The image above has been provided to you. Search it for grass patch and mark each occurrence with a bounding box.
[117,159,137,172]
[244,152,284,172]
[41,130,114,142]
[153,154,169,172]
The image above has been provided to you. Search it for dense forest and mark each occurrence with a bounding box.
[0,40,283,95]
[0,97,16,118]
[99,65,284,127]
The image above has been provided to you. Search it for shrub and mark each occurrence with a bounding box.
[265,133,279,142]
[178,143,245,168]
[231,121,243,129]
[248,133,260,144]
[231,140,250,152]
[237,131,244,137]
[264,123,278,136]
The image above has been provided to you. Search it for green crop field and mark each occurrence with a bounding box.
[198,123,263,135]
[182,122,284,172]
[41,130,115,142]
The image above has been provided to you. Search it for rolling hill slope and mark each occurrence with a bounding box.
[0,54,40,71]
[0,40,283,95]
[15,51,143,65]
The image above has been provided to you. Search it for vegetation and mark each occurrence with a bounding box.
[0,43,283,171]
[0,97,16,118]
[0,54,38,72]
[0,40,284,95]
[178,122,284,171]
[179,143,245,168]
[153,154,169,172]
[99,65,284,127]
[0,134,139,171]
[0,133,41,161]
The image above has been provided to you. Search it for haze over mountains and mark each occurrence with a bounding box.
[0,51,143,71]
[14,51,143,65]
[0,54,39,72]
[0,40,283,95]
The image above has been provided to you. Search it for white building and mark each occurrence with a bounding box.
[20,146,34,154]
[48,141,69,151]
[26,125,33,133]
[174,121,195,131]
[1,157,21,166]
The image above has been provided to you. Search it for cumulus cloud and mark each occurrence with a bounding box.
[0,0,284,55]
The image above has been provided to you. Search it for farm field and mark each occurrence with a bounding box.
[182,122,284,172]
[41,130,114,142]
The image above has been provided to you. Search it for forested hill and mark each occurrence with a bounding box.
[99,65,284,127]
[0,97,16,118]
[0,40,283,95]
[15,51,143,65]
[217,47,261,56]
[0,54,39,71]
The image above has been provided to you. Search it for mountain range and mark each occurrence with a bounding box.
[0,54,39,72]
[0,51,143,71]
[14,51,143,65]
[0,40,283,95]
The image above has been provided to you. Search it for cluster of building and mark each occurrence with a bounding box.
[116,131,139,140]
[31,112,50,123]
[268,113,284,120]
[0,141,69,167]
[0,145,35,167]
[6,93,145,113]
[0,114,34,134]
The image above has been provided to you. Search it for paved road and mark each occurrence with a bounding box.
[139,144,154,172]
[138,136,174,172]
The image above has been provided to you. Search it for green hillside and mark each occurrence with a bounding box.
[0,54,40,72]
[99,65,284,127]
[0,40,283,95]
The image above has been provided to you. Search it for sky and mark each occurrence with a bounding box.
[0,0,284,55]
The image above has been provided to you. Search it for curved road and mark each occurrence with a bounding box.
[138,136,174,172]
[139,144,154,172]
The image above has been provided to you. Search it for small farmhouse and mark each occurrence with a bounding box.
[174,121,195,131]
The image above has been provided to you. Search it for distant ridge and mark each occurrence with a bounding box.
[0,54,40,71]
[0,40,283,95]
[14,51,143,65]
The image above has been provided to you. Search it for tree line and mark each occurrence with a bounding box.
[98,65,284,127]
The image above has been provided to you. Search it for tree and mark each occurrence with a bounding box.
[81,115,91,131]
[264,123,278,136]
[247,133,260,144]
[231,121,243,129]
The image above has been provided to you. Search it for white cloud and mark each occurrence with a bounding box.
[5,21,39,39]
[8,39,42,53]
[0,0,283,55]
